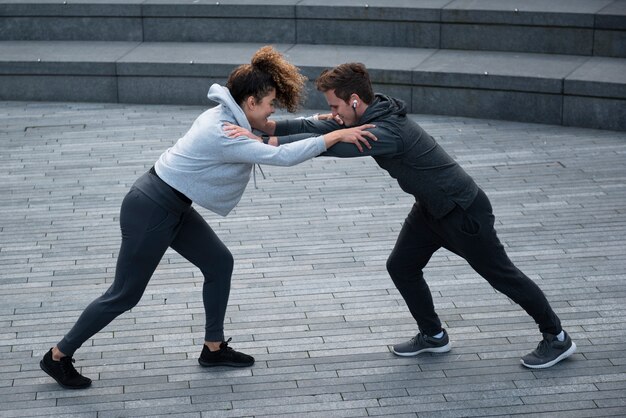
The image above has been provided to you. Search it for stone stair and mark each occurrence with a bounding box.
[1,0,625,130]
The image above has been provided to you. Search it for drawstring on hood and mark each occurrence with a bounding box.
[252,163,266,189]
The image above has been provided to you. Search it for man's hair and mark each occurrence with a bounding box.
[227,46,307,112]
[315,63,374,104]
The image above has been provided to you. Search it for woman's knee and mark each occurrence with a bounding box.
[202,247,234,278]
[100,290,143,314]
[220,248,234,272]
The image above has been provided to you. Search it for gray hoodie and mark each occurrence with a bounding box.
[155,84,327,216]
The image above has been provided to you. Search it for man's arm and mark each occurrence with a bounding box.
[274,124,399,157]
[275,118,340,136]
[257,118,341,144]
[257,117,340,136]
[257,117,401,157]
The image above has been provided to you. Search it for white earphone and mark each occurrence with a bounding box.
[352,100,358,108]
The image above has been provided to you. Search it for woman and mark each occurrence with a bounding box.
[39,46,375,389]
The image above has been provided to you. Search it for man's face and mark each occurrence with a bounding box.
[323,89,357,127]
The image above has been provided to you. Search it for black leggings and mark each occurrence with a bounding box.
[57,171,232,356]
[387,188,562,337]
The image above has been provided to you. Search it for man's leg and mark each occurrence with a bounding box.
[387,204,451,356]
[437,189,575,367]
[439,190,561,334]
[170,207,254,367]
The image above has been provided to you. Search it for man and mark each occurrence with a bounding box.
[256,63,576,369]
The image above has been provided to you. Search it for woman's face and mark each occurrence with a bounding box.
[243,89,277,130]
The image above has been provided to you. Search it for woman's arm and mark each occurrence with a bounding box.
[220,123,376,166]
[321,125,376,151]
[224,123,376,153]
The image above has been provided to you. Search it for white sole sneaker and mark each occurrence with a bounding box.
[520,341,577,369]
[392,342,452,357]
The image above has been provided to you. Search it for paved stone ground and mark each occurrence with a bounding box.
[1,100,625,417]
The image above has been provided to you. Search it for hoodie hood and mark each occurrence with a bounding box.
[360,93,407,125]
[207,83,251,131]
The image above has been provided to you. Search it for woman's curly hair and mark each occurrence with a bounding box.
[227,46,307,113]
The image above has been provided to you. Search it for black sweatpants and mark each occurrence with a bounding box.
[57,171,233,356]
[387,188,562,337]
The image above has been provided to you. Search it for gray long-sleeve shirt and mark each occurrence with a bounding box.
[155,84,327,216]
[275,94,479,219]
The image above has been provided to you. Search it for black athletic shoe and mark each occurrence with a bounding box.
[39,348,92,389]
[198,338,254,367]
[521,331,577,369]
[392,329,452,357]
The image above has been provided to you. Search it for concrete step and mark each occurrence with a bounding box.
[1,41,625,131]
[0,0,624,57]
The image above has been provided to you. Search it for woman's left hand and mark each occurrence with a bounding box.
[324,124,377,152]
[223,122,261,142]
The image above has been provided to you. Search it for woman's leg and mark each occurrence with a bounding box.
[170,208,233,344]
[170,208,253,367]
[57,188,178,356]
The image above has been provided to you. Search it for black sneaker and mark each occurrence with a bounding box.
[521,331,576,369]
[198,338,254,367]
[39,348,92,389]
[392,329,451,357]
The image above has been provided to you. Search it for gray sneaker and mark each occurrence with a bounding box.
[392,329,451,357]
[520,331,576,369]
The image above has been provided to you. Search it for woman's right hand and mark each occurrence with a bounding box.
[223,122,262,141]
[324,124,377,152]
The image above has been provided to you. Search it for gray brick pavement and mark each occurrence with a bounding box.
[1,100,625,417]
